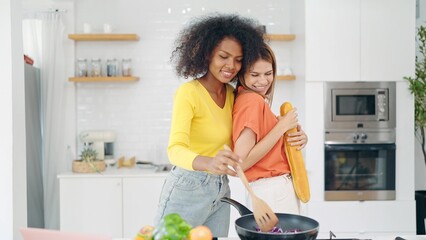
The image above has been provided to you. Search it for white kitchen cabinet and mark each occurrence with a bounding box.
[306,0,414,82]
[59,177,123,237]
[59,169,167,239]
[122,176,166,238]
[306,0,361,81]
[360,0,415,81]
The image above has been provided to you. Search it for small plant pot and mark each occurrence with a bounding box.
[72,160,106,173]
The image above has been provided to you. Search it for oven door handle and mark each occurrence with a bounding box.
[324,143,396,151]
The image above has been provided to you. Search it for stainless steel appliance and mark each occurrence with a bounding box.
[325,81,396,131]
[324,82,396,201]
[324,142,396,201]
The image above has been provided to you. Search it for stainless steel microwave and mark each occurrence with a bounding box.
[325,82,396,130]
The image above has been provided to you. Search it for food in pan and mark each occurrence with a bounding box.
[255,226,302,234]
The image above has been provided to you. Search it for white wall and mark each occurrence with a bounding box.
[0,1,16,238]
[71,0,305,165]
[1,0,27,239]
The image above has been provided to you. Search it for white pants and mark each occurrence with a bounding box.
[246,174,301,215]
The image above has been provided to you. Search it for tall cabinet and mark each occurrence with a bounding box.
[306,0,414,82]
[304,0,416,237]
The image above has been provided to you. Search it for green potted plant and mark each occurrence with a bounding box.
[405,25,426,166]
[72,147,106,173]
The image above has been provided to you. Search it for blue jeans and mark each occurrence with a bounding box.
[155,166,231,237]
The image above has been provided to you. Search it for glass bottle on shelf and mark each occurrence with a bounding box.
[90,58,102,77]
[122,58,132,77]
[76,58,88,77]
[106,58,118,77]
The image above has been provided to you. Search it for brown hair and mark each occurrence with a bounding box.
[236,43,277,105]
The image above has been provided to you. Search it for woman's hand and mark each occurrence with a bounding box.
[193,148,242,176]
[287,124,308,150]
[277,108,298,134]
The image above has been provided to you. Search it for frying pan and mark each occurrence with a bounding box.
[221,197,319,240]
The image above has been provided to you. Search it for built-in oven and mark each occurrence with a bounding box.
[324,81,396,201]
[324,141,396,201]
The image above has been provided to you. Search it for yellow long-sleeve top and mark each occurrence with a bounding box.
[168,80,234,170]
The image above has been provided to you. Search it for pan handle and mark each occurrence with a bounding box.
[220,197,253,216]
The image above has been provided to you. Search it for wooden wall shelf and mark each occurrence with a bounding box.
[68,34,139,41]
[276,75,296,81]
[69,76,139,82]
[264,34,296,41]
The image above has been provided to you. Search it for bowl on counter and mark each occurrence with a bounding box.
[136,161,173,172]
[136,161,157,169]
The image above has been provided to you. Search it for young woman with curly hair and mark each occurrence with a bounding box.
[154,13,265,237]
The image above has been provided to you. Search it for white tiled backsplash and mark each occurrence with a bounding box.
[74,0,301,164]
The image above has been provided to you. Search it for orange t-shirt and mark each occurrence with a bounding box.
[232,87,291,182]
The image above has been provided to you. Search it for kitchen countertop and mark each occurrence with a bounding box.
[315,236,426,240]
[112,237,426,240]
[57,165,170,178]
[314,233,426,240]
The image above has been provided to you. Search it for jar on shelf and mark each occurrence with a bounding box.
[90,58,102,77]
[76,58,88,77]
[106,58,118,77]
[122,58,132,77]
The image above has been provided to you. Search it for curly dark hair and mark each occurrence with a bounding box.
[171,13,265,79]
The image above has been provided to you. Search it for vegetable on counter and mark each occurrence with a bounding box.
[135,225,154,240]
[189,225,213,240]
[135,213,213,240]
[152,213,192,240]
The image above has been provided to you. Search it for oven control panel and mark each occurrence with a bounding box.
[324,130,395,144]
[377,89,388,121]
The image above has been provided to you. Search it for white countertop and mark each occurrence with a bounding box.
[318,235,426,240]
[313,232,426,240]
[113,237,426,240]
[58,166,169,178]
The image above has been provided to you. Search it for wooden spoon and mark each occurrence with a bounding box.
[224,145,279,232]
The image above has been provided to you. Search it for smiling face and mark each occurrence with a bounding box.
[237,43,277,104]
[207,37,243,83]
[243,59,274,96]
